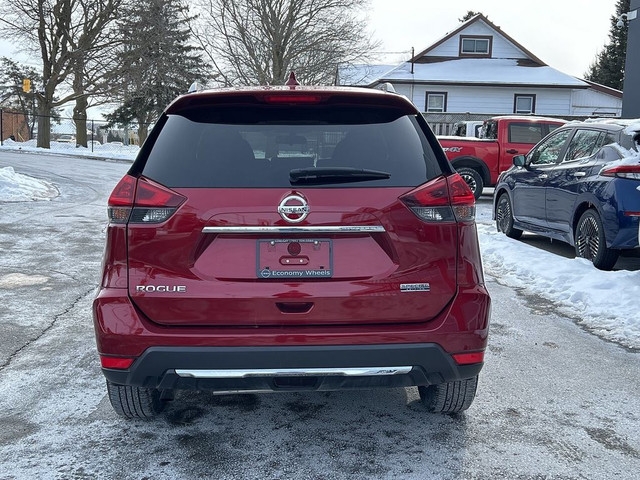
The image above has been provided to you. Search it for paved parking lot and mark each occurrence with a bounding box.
[0,152,639,479]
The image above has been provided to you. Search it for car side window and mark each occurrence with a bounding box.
[563,129,603,162]
[529,129,572,165]
[508,123,545,143]
[594,145,623,162]
[483,121,497,139]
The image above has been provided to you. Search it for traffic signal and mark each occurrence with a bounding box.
[22,79,31,93]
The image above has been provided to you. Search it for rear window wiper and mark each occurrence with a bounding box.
[290,167,391,185]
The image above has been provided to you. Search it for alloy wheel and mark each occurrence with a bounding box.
[460,172,477,195]
[576,215,600,259]
[496,197,512,233]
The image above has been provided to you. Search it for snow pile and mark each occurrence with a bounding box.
[0,166,59,202]
[478,223,640,349]
[623,121,640,135]
[0,273,49,288]
[0,138,138,162]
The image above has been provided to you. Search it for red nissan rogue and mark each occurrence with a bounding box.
[93,81,490,418]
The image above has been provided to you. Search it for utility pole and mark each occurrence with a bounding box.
[622,0,640,118]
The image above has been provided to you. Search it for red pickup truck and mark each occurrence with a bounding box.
[438,116,566,198]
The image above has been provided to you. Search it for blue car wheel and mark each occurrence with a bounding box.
[575,209,619,270]
[496,194,523,240]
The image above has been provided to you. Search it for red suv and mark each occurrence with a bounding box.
[93,83,490,418]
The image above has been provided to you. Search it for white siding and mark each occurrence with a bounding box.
[427,20,528,60]
[571,89,622,116]
[399,84,573,115]
[392,83,413,99]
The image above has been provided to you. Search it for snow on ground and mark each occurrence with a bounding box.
[0,138,138,162]
[477,222,640,350]
[0,166,59,202]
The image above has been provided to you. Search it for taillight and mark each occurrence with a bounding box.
[401,174,475,222]
[448,174,476,222]
[107,175,185,224]
[263,94,325,104]
[107,175,136,224]
[130,177,185,223]
[601,164,640,180]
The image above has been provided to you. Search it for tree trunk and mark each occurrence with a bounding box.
[74,96,88,147]
[138,119,149,145]
[36,99,52,148]
[73,57,88,147]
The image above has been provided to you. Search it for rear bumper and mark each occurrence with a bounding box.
[102,344,483,391]
[93,285,490,391]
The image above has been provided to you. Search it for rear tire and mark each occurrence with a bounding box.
[457,167,484,200]
[575,209,619,270]
[419,376,478,414]
[106,380,165,419]
[495,193,523,239]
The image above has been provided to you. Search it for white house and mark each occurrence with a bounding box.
[337,14,622,117]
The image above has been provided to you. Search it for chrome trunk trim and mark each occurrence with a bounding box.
[202,226,386,234]
[175,366,412,379]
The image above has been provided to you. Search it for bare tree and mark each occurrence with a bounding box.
[69,1,121,147]
[192,0,378,86]
[0,0,121,148]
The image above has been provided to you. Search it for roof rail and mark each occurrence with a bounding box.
[188,81,205,94]
[375,82,396,93]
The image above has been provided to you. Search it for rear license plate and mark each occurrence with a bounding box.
[256,239,333,279]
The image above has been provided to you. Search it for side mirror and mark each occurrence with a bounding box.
[513,155,527,167]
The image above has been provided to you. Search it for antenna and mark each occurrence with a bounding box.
[285,71,300,88]
[411,47,415,74]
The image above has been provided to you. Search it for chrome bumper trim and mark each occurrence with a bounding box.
[174,366,413,379]
[202,225,386,234]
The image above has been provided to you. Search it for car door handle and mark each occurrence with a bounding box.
[539,174,548,179]
[573,171,586,177]
[506,149,518,154]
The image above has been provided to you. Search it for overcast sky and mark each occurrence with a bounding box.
[367,0,620,77]
[0,0,621,79]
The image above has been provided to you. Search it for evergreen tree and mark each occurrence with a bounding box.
[585,0,630,90]
[459,11,486,22]
[107,0,206,143]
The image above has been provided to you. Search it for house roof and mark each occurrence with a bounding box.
[411,13,547,66]
[374,58,588,88]
[336,13,615,95]
[580,79,623,99]
[335,64,398,87]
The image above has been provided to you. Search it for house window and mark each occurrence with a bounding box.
[459,36,492,56]
[514,94,536,114]
[425,92,447,113]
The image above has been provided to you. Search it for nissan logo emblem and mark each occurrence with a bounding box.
[278,194,309,223]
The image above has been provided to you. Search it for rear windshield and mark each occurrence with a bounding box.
[138,106,441,188]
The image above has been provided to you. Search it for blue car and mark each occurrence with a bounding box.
[493,121,640,270]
